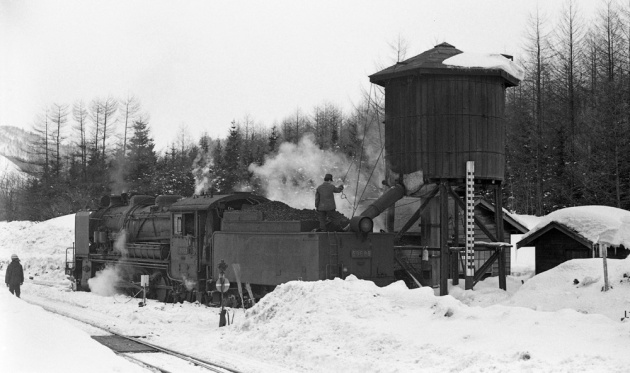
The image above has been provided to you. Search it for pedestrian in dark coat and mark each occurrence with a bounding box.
[315,173,344,231]
[5,254,24,298]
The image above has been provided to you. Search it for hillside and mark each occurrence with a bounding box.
[0,126,37,181]
[0,125,35,161]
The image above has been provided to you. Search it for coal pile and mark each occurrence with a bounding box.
[248,201,350,232]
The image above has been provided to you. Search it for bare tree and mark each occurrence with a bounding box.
[280,108,311,143]
[48,103,69,178]
[72,100,89,180]
[31,107,51,181]
[524,5,553,215]
[99,96,118,160]
[119,93,141,155]
[89,98,102,159]
[549,0,587,205]
[590,0,626,207]
[176,123,193,154]
[388,33,409,63]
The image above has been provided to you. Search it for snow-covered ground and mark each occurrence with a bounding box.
[2,214,630,372]
[0,154,29,182]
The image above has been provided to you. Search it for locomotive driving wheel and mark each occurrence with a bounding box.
[152,272,171,302]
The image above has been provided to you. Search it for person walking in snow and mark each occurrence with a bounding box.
[5,254,24,298]
[315,173,344,231]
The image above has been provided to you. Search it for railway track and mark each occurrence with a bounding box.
[23,297,244,373]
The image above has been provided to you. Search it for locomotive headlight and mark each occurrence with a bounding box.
[349,216,374,233]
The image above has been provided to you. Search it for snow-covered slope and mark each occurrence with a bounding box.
[0,154,28,181]
[0,214,74,284]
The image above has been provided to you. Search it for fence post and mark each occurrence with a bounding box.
[602,243,610,292]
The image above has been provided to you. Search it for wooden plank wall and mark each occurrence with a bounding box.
[535,230,590,274]
[385,74,506,180]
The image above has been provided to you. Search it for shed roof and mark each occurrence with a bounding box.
[369,42,521,87]
[476,199,529,234]
[516,221,593,249]
[516,205,630,248]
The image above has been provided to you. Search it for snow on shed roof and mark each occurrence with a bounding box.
[519,206,630,247]
[442,52,525,81]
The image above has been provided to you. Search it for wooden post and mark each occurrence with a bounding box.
[386,207,395,233]
[603,244,609,290]
[386,167,395,233]
[452,188,460,286]
[495,182,506,291]
[465,162,475,290]
[440,180,449,295]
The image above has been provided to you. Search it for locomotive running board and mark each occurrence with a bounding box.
[91,335,158,353]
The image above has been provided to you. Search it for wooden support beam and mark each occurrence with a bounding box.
[447,187,498,242]
[495,182,506,290]
[452,188,460,286]
[473,248,502,286]
[396,186,439,239]
[440,180,449,295]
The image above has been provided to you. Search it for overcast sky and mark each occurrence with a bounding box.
[0,0,599,150]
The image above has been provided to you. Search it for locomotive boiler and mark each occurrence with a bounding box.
[69,191,398,304]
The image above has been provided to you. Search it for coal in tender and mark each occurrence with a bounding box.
[248,200,350,232]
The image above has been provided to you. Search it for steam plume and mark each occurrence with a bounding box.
[88,265,122,296]
[249,134,384,218]
[192,143,217,195]
[114,229,128,256]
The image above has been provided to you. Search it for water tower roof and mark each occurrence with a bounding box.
[370,42,520,87]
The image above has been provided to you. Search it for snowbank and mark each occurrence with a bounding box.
[218,275,630,372]
[0,214,74,284]
[521,206,630,247]
[443,52,525,81]
[505,257,630,320]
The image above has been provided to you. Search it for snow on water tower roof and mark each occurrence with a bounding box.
[442,52,525,82]
[519,205,630,248]
[369,42,522,87]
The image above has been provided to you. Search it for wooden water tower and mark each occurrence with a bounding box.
[370,43,521,294]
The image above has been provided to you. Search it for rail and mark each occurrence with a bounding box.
[22,297,244,373]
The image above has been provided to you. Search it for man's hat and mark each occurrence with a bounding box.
[11,254,18,260]
[324,174,333,181]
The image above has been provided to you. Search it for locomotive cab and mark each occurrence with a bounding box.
[167,193,269,301]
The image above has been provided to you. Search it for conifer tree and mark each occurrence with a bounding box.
[126,119,157,194]
[222,121,244,192]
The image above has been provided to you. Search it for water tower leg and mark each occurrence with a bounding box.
[440,180,449,295]
[452,190,460,286]
[495,182,507,290]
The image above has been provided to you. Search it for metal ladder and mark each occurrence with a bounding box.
[326,231,340,279]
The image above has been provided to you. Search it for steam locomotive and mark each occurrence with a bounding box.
[67,191,398,304]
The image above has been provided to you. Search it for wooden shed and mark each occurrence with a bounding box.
[516,222,630,274]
